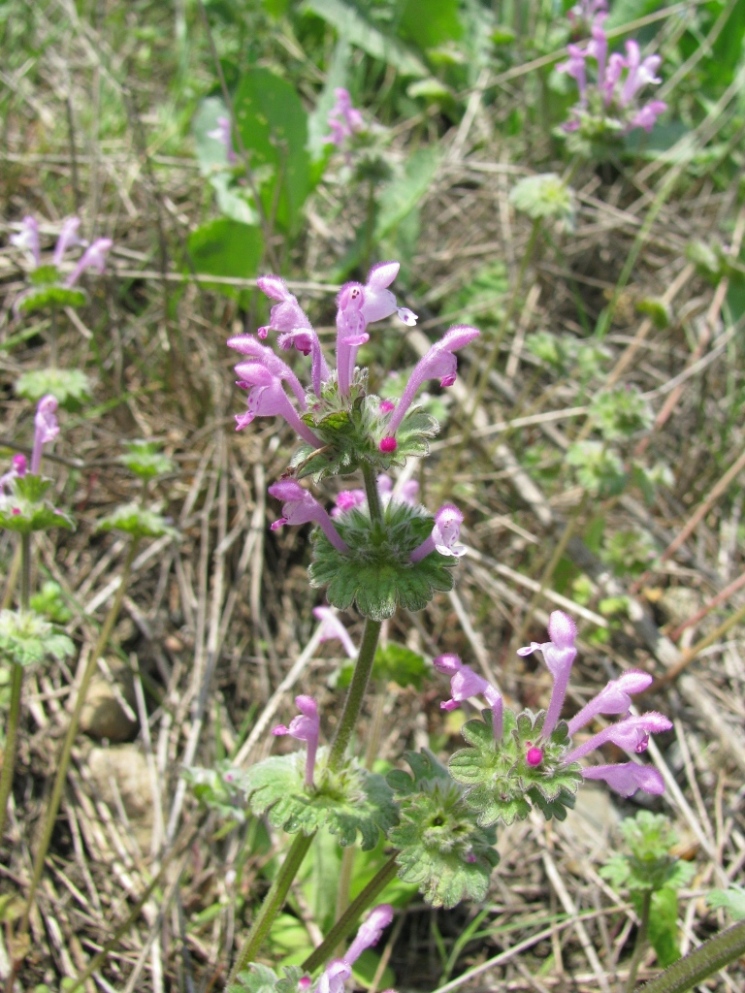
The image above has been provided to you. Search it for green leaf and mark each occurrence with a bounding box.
[241,749,398,851]
[645,887,682,967]
[375,146,441,241]
[227,964,307,993]
[187,219,264,300]
[388,751,498,908]
[182,761,251,825]
[30,581,73,624]
[120,440,176,481]
[97,503,178,540]
[336,641,428,691]
[0,474,75,535]
[233,68,311,233]
[15,367,91,408]
[15,284,87,315]
[309,500,457,620]
[398,0,463,51]
[708,886,745,922]
[0,610,75,669]
[302,0,428,77]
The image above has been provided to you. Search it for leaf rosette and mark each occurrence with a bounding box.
[0,475,75,535]
[238,747,398,851]
[449,709,582,827]
[309,500,457,620]
[387,751,499,908]
[0,609,75,668]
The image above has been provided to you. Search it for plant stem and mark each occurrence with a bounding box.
[227,832,314,986]
[362,463,383,525]
[327,617,383,772]
[302,855,399,973]
[0,535,33,845]
[20,537,140,933]
[626,890,652,993]
[633,918,745,993]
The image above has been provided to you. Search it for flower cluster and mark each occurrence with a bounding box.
[326,88,365,157]
[557,9,667,145]
[0,395,58,503]
[436,611,671,812]
[10,215,113,315]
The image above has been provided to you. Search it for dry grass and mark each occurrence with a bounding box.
[1,1,744,991]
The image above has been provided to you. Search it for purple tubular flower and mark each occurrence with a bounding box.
[567,669,653,735]
[564,712,672,764]
[255,275,329,394]
[272,694,320,787]
[65,237,113,287]
[581,761,665,797]
[0,453,28,494]
[230,335,307,407]
[384,325,479,436]
[330,488,366,517]
[207,115,237,164]
[10,216,41,268]
[410,504,466,563]
[517,610,578,736]
[234,363,322,447]
[313,605,357,657]
[433,653,503,740]
[557,45,588,102]
[268,480,349,553]
[326,87,364,151]
[630,99,667,132]
[31,395,59,474]
[54,217,82,266]
[312,904,393,993]
[619,41,662,106]
[335,262,417,396]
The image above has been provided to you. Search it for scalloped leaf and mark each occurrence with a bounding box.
[242,750,398,851]
[97,503,178,540]
[15,283,88,314]
[227,964,307,993]
[0,476,75,534]
[0,609,75,668]
[15,367,91,408]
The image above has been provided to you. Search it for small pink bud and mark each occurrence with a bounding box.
[380,399,396,414]
[526,746,544,767]
[380,436,397,453]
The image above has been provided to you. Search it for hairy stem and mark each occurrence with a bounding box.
[21,537,140,933]
[227,832,314,986]
[626,890,652,993]
[362,462,383,525]
[327,617,383,772]
[302,855,399,974]
[0,535,33,846]
[634,918,745,993]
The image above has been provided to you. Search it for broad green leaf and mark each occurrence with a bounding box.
[233,69,310,233]
[187,218,264,300]
[398,0,463,51]
[15,367,91,408]
[302,0,428,78]
[375,146,441,240]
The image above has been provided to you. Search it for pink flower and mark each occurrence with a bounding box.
[268,480,349,553]
[312,905,394,993]
[581,761,665,796]
[10,216,40,268]
[567,669,653,735]
[273,695,320,787]
[564,712,672,764]
[313,606,357,657]
[517,610,578,735]
[65,237,113,286]
[410,504,466,563]
[31,395,59,474]
[433,653,503,739]
[234,363,322,447]
[53,217,83,266]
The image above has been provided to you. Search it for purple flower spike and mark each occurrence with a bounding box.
[235,363,322,447]
[268,480,349,553]
[54,217,82,266]
[385,325,480,436]
[31,394,59,474]
[65,237,113,287]
[433,653,503,740]
[564,711,672,764]
[517,610,578,736]
[326,87,365,153]
[313,605,357,657]
[335,282,369,396]
[581,761,665,797]
[410,504,466,563]
[620,41,662,106]
[272,694,320,787]
[567,669,653,735]
[10,216,41,268]
[254,275,329,392]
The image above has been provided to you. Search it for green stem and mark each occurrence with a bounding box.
[626,890,652,993]
[327,617,383,772]
[634,918,745,993]
[227,832,314,986]
[361,463,383,525]
[20,537,140,933]
[0,535,33,845]
[302,855,399,974]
